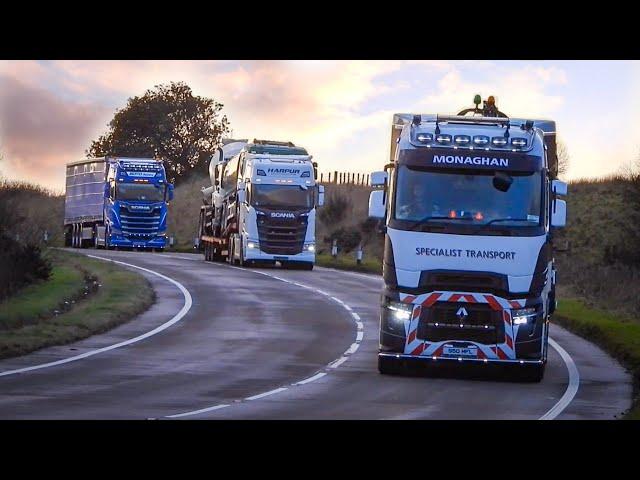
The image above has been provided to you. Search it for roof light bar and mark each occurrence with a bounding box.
[417,133,433,143]
[454,135,471,145]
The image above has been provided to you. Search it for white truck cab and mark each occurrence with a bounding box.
[370,98,567,381]
[200,139,324,270]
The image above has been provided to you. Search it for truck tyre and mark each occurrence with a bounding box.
[518,363,545,383]
[105,226,113,250]
[378,356,400,375]
[302,262,314,271]
[238,242,245,267]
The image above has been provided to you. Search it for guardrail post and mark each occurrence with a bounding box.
[169,236,175,249]
[331,239,338,258]
[356,243,363,265]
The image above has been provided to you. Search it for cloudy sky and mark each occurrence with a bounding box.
[1,60,639,192]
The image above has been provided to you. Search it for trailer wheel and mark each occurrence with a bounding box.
[73,224,79,248]
[378,356,400,375]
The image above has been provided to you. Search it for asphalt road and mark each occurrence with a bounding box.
[0,249,631,419]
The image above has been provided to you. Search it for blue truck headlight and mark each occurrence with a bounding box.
[512,307,537,325]
[247,241,259,249]
[303,243,315,252]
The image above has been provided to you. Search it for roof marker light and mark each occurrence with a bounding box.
[511,137,527,148]
[454,135,471,145]
[491,137,508,146]
[436,134,452,144]
[473,135,490,145]
[417,133,433,143]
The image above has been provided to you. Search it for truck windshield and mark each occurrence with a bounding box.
[117,183,165,202]
[393,165,542,229]
[252,184,313,209]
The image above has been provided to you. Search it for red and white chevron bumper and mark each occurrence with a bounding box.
[395,291,529,362]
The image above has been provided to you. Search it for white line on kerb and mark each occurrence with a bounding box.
[539,338,580,420]
[0,254,193,378]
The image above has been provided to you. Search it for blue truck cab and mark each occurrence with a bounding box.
[64,157,174,250]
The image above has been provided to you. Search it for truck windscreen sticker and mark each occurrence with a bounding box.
[399,149,541,172]
[267,168,301,176]
[416,247,516,260]
[127,171,157,177]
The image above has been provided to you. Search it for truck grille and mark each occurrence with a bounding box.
[119,208,161,236]
[257,214,307,255]
[417,303,504,345]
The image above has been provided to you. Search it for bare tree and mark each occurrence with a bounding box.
[556,138,570,178]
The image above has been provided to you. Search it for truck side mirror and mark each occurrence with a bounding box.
[368,190,386,219]
[237,189,246,205]
[370,171,388,187]
[552,179,568,196]
[167,183,174,201]
[318,185,325,207]
[551,198,567,228]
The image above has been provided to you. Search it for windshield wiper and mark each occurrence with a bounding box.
[407,215,474,231]
[471,218,533,234]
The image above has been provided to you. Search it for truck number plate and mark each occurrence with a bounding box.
[442,346,478,358]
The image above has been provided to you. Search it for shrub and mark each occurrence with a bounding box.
[0,234,52,301]
[318,191,351,225]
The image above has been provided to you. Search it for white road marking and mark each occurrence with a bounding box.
[540,338,580,420]
[345,343,359,355]
[0,254,193,378]
[164,255,582,420]
[246,387,288,401]
[165,404,230,418]
[164,260,364,419]
[328,357,349,369]
[293,372,327,386]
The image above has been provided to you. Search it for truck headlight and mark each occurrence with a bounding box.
[512,307,537,325]
[247,241,258,249]
[384,301,412,322]
[304,243,315,252]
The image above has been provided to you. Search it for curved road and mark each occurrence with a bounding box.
[0,250,631,419]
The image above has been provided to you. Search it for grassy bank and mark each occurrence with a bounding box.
[555,298,640,419]
[316,253,382,274]
[0,249,154,359]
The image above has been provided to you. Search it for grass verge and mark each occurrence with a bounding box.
[0,249,154,359]
[315,253,382,274]
[555,298,640,419]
